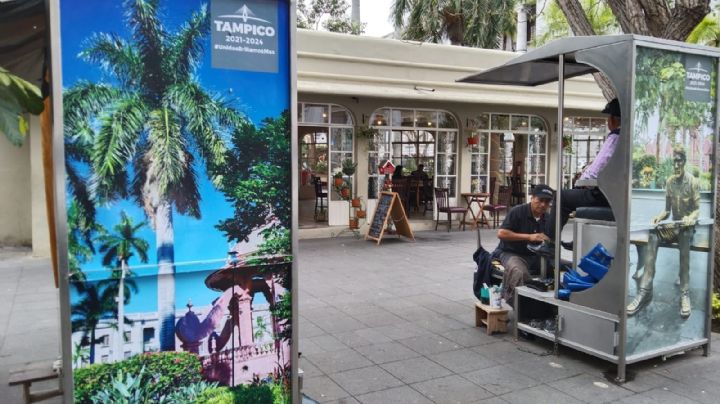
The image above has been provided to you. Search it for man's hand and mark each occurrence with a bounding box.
[651,213,667,225]
[528,233,549,243]
[681,215,696,227]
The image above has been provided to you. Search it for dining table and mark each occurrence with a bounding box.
[461,192,490,229]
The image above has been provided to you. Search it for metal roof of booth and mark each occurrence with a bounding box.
[457,35,720,86]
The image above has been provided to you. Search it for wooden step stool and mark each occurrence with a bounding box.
[8,362,62,404]
[475,301,509,335]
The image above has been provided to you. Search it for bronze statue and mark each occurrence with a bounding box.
[627,146,700,318]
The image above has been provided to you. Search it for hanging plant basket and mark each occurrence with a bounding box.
[351,198,361,208]
[467,135,479,146]
[356,209,366,218]
[341,187,351,199]
[334,177,344,187]
[349,218,359,229]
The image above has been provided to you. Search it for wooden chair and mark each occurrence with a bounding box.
[434,187,467,231]
[313,176,327,221]
[510,176,525,206]
[483,179,510,228]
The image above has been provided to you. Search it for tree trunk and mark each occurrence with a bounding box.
[156,200,176,351]
[89,329,96,364]
[115,261,126,361]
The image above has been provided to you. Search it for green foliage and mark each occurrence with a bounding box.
[534,0,618,46]
[341,159,357,175]
[0,66,44,146]
[197,386,234,404]
[712,292,720,319]
[631,153,657,188]
[655,158,675,189]
[216,111,291,244]
[91,366,151,404]
[195,382,289,404]
[74,351,203,403]
[333,171,344,179]
[163,380,220,404]
[297,0,365,34]
[688,13,720,47]
[392,0,517,48]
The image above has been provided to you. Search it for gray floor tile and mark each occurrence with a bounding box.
[462,365,540,396]
[303,375,351,403]
[354,341,421,364]
[472,341,549,364]
[307,349,374,374]
[412,374,493,404]
[500,384,584,404]
[300,357,324,378]
[505,356,583,383]
[321,398,360,404]
[438,328,500,348]
[380,356,453,384]
[330,365,404,395]
[549,374,635,403]
[397,334,463,356]
[618,387,701,404]
[332,328,394,348]
[355,385,435,404]
[312,315,367,334]
[307,335,350,353]
[428,348,498,373]
[414,316,471,334]
[370,323,434,340]
[352,311,407,328]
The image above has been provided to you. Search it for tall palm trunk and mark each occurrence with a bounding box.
[89,328,96,364]
[156,200,176,351]
[114,260,126,361]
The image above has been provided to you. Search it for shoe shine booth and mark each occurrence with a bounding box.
[460,36,718,381]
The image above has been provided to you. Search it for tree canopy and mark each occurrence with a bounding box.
[297,0,365,35]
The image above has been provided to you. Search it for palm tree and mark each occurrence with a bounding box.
[63,0,246,350]
[97,211,148,361]
[71,283,116,364]
[391,0,518,48]
[688,13,720,47]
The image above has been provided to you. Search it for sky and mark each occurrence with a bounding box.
[359,0,396,37]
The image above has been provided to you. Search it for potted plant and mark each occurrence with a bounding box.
[355,125,379,139]
[562,135,573,153]
[342,159,357,176]
[340,184,351,199]
[349,217,359,229]
[356,209,366,218]
[333,171,344,187]
[466,134,479,146]
[351,197,361,208]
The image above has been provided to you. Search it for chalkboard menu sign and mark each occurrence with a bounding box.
[365,192,414,244]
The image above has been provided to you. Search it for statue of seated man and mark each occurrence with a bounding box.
[627,146,699,318]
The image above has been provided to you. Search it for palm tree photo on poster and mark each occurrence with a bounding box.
[97,211,148,361]
[63,0,247,351]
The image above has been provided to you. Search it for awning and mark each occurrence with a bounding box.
[457,35,636,86]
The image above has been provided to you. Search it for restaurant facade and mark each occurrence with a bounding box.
[295,29,608,233]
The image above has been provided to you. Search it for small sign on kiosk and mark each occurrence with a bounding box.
[365,192,414,244]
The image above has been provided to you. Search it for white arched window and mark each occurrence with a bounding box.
[368,108,459,198]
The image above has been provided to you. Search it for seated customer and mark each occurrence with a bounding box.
[493,184,554,304]
[392,165,405,180]
[532,98,620,255]
[410,164,429,180]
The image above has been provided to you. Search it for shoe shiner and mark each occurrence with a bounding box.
[492,184,553,304]
[627,146,699,318]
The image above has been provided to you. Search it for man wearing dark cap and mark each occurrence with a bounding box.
[493,184,554,303]
[531,98,620,255]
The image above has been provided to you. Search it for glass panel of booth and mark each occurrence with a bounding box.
[303,103,329,124]
[626,46,716,357]
[561,116,608,188]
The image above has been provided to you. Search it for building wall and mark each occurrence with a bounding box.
[0,125,32,247]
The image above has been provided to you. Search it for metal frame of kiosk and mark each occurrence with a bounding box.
[459,35,719,382]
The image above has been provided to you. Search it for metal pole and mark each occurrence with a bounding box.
[554,54,564,294]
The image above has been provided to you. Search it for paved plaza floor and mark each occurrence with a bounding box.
[1,229,719,403]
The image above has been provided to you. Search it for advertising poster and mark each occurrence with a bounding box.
[57,0,293,401]
[627,46,716,357]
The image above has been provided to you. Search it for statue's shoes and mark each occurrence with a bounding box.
[627,288,652,316]
[680,291,691,318]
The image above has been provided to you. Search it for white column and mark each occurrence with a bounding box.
[516,5,528,53]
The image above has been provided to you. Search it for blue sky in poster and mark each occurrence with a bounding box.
[62,0,289,312]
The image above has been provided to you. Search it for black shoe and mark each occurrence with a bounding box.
[527,241,555,257]
[561,241,573,251]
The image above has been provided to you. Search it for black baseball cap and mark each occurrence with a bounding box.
[601,98,621,117]
[532,184,555,200]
